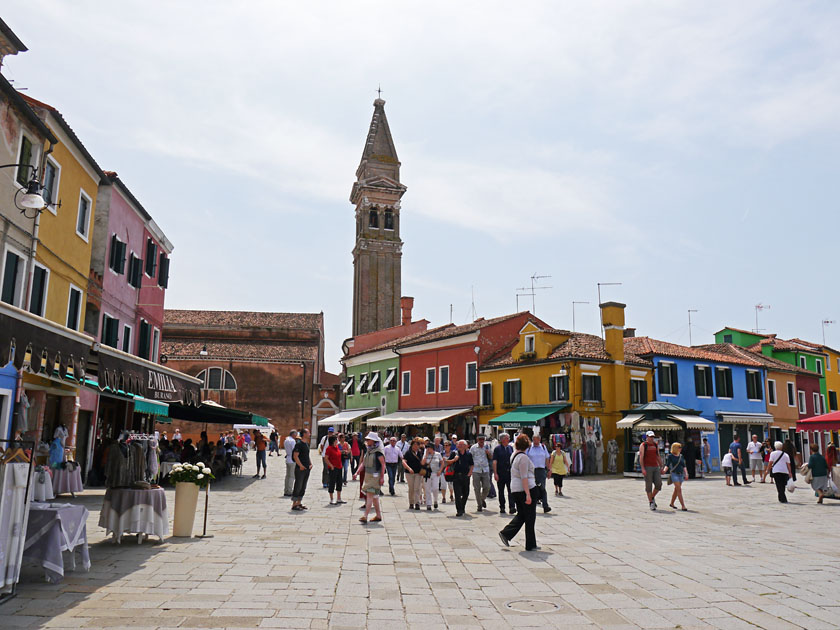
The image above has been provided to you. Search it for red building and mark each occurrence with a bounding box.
[370,312,546,439]
[796,372,823,419]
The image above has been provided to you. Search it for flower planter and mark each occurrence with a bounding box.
[173,482,200,537]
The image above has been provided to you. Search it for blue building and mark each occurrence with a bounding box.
[0,361,18,442]
[625,337,772,470]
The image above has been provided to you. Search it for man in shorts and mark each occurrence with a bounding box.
[746,434,763,482]
[639,431,662,510]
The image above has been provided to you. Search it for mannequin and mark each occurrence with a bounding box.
[54,422,69,448]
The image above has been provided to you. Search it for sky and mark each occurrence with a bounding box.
[3,1,840,373]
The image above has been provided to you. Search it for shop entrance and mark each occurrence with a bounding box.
[76,410,92,482]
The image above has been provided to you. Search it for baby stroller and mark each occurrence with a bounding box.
[230,453,243,476]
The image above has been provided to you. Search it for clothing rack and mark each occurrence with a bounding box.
[0,439,35,606]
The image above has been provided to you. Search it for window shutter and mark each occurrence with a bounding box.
[726,370,733,397]
[158,254,170,288]
[110,235,118,270]
[595,375,602,401]
[118,241,127,274]
[671,365,678,395]
[658,367,665,394]
[694,366,702,395]
[138,321,150,359]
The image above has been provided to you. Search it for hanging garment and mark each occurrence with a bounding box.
[128,442,147,485]
[146,439,160,482]
[54,425,69,448]
[104,442,131,488]
[596,439,604,474]
[0,462,33,592]
[48,438,64,468]
[607,439,619,474]
[12,392,29,435]
[584,440,597,475]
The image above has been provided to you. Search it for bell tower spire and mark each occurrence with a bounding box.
[351,98,407,336]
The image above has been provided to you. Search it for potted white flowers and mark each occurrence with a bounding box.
[170,462,214,537]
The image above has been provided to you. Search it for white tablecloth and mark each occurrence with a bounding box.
[23,503,90,583]
[99,488,168,543]
[52,466,83,496]
[32,470,55,502]
[158,461,178,481]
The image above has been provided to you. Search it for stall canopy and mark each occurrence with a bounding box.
[168,401,254,425]
[234,423,276,432]
[0,301,91,384]
[93,345,201,406]
[716,411,773,425]
[617,401,716,432]
[488,404,569,427]
[133,397,169,418]
[251,415,270,427]
[796,411,840,432]
[317,408,377,427]
[366,408,472,427]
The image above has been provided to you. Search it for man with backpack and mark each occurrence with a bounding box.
[639,431,662,510]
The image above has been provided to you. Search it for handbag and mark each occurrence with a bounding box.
[800,464,812,484]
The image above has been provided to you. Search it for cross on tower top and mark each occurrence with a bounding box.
[376,84,383,99]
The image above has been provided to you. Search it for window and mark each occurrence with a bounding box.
[466,362,477,390]
[799,356,807,369]
[158,253,170,288]
[368,209,378,228]
[816,359,823,376]
[658,362,678,396]
[42,157,60,211]
[369,370,381,393]
[582,374,601,402]
[384,368,397,391]
[694,365,713,397]
[128,254,143,288]
[384,209,394,230]
[28,263,48,317]
[401,371,410,396]
[837,358,840,372]
[109,235,127,274]
[798,390,806,414]
[152,328,160,362]
[745,370,763,401]
[630,379,647,405]
[828,359,832,372]
[358,373,369,394]
[787,382,796,407]
[145,238,157,277]
[138,320,151,359]
[122,324,132,353]
[524,335,535,353]
[549,374,568,402]
[480,382,493,405]
[343,375,355,396]
[715,367,733,398]
[197,368,238,391]
[102,314,119,348]
[767,379,777,406]
[76,191,92,240]
[723,334,733,343]
[66,286,82,330]
[1,248,26,307]
[820,394,826,416]
[439,366,449,393]
[16,135,36,186]
[503,380,521,405]
[813,393,821,415]
[426,368,436,394]
[829,391,838,412]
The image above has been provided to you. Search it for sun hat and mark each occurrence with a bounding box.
[646,431,656,437]
[365,431,381,443]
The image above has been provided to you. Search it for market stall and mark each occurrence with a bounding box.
[366,408,474,439]
[617,402,716,477]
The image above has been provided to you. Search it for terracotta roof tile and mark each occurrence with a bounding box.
[717,326,769,338]
[161,339,318,362]
[345,324,454,358]
[164,310,323,330]
[624,337,762,367]
[482,333,652,369]
[698,343,817,376]
[398,312,540,348]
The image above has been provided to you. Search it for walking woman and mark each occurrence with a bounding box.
[499,433,539,551]
[760,439,773,483]
[402,438,424,510]
[350,432,362,475]
[769,441,792,503]
[807,443,830,504]
[338,433,351,486]
[421,443,443,510]
[442,440,456,503]
[664,442,687,511]
[549,442,569,496]
[359,432,386,523]
[782,439,797,481]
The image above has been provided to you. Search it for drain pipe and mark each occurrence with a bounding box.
[23,139,56,311]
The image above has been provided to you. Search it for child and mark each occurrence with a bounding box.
[721,451,734,486]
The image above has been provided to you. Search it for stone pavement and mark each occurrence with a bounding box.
[3,455,840,629]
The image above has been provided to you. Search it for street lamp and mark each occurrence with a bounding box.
[1,163,48,218]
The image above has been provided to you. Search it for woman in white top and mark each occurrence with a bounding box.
[499,433,539,551]
[421,444,443,510]
[768,441,792,503]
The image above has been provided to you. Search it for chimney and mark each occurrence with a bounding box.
[400,296,414,327]
[600,302,626,362]
[623,327,636,338]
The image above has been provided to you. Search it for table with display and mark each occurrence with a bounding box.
[52,465,84,497]
[99,487,169,543]
[23,503,90,583]
[31,468,55,502]
[157,461,178,481]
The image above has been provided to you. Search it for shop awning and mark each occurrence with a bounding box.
[616,414,646,429]
[133,397,169,417]
[251,415,270,427]
[716,412,773,425]
[168,401,253,425]
[669,414,716,431]
[366,408,472,427]
[93,345,201,405]
[488,404,570,427]
[797,411,840,432]
[0,302,91,383]
[234,423,275,432]
[317,408,377,426]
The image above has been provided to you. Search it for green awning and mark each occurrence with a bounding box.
[251,414,269,427]
[134,397,170,418]
[488,404,569,426]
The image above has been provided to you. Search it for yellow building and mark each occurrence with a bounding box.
[21,95,104,332]
[479,303,653,473]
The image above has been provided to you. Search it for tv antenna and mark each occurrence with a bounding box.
[688,309,698,346]
[597,282,622,337]
[572,301,590,332]
[754,303,770,333]
[523,273,552,314]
